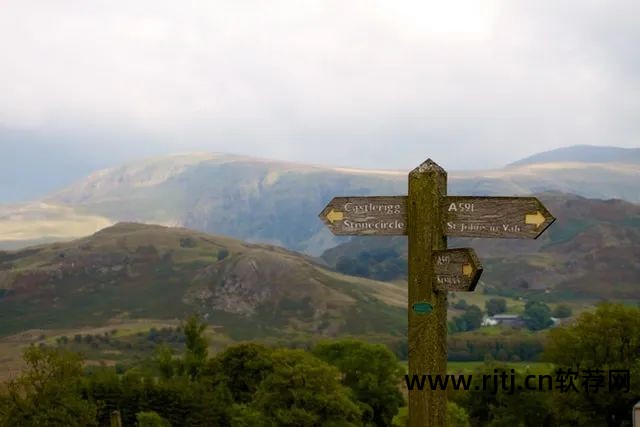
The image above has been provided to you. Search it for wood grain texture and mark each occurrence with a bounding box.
[432,248,482,292]
[408,159,448,427]
[442,196,555,239]
[318,196,407,235]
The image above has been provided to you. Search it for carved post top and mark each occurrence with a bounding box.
[409,158,447,177]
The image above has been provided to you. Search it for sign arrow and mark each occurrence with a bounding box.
[319,196,407,235]
[325,209,344,224]
[443,196,555,239]
[433,248,482,292]
[525,211,546,228]
[462,264,473,277]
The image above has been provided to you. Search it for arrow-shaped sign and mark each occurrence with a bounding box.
[443,196,555,239]
[432,248,482,292]
[318,196,407,235]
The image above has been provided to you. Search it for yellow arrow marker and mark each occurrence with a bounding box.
[326,209,344,224]
[462,263,473,277]
[525,211,546,228]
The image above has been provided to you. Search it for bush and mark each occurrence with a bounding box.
[136,411,171,427]
[552,304,572,318]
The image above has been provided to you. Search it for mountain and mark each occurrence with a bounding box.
[0,223,406,339]
[321,192,640,300]
[509,145,640,167]
[1,146,639,255]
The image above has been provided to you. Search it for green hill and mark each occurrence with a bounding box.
[0,223,406,339]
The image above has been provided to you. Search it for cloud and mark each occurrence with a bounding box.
[0,0,638,170]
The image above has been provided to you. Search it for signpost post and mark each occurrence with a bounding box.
[319,159,555,426]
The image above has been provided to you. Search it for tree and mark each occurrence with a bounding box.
[251,349,362,426]
[217,248,229,260]
[447,401,470,427]
[182,314,208,379]
[204,343,274,404]
[453,299,468,310]
[462,305,483,331]
[136,411,171,427]
[544,302,640,426]
[522,302,553,331]
[0,346,96,426]
[154,344,178,379]
[391,406,407,426]
[551,304,572,319]
[313,339,405,427]
[460,362,553,427]
[485,298,507,316]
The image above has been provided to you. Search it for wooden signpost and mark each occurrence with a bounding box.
[319,159,555,427]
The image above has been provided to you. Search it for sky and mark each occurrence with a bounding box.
[0,0,639,200]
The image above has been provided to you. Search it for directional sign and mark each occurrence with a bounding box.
[316,159,556,426]
[320,195,555,239]
[443,196,555,239]
[433,248,482,292]
[319,196,407,235]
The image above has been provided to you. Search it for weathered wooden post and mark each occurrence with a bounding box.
[407,159,448,426]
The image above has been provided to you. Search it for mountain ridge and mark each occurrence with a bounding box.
[508,145,640,167]
[1,145,638,255]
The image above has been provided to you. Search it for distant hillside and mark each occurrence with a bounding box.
[1,146,639,254]
[509,145,640,166]
[322,193,640,300]
[0,223,406,338]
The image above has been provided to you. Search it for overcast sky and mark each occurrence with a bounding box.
[0,0,639,175]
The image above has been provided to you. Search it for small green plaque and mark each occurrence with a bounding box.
[412,302,433,314]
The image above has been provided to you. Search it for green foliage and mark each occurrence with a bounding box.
[453,299,469,310]
[544,302,640,425]
[217,248,229,260]
[251,349,363,426]
[391,406,407,426]
[313,339,405,426]
[83,367,233,426]
[335,247,406,281]
[551,304,572,318]
[136,411,171,427]
[453,305,483,332]
[448,334,544,362]
[204,343,274,404]
[459,362,553,427]
[447,401,470,427]
[0,346,97,427]
[464,305,483,331]
[389,403,469,426]
[522,302,553,331]
[153,344,178,379]
[182,314,208,379]
[485,298,507,317]
[2,333,408,427]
